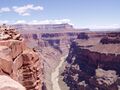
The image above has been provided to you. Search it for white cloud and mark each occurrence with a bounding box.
[0,7,11,13]
[29,19,72,24]
[15,20,26,24]
[14,19,71,24]
[0,4,43,16]
[0,20,9,24]
[84,24,120,29]
[14,19,72,25]
[21,13,30,16]
[13,4,44,16]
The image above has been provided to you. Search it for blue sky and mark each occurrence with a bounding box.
[0,0,120,28]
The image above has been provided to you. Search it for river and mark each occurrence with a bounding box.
[51,55,67,90]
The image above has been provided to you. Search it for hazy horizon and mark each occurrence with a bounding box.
[0,0,120,29]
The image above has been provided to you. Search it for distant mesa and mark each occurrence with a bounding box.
[12,23,90,33]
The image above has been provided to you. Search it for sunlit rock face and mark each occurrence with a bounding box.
[0,25,42,90]
[62,32,120,90]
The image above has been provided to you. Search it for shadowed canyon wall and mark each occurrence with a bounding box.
[62,32,120,90]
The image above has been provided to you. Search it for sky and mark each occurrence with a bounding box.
[0,0,120,29]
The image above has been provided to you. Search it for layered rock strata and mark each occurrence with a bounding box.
[15,24,87,90]
[0,25,42,90]
[62,32,120,90]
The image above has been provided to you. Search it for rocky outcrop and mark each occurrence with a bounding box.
[100,32,120,44]
[12,49,42,90]
[0,25,42,90]
[62,32,120,90]
[90,69,118,90]
[77,32,89,40]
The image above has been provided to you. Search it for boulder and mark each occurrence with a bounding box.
[95,69,118,86]
[0,40,26,59]
[0,46,12,75]
[0,75,26,90]
[89,69,118,90]
[0,34,11,40]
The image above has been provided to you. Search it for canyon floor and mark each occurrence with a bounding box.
[59,58,70,90]
[51,55,68,90]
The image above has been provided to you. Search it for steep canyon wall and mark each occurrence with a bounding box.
[62,32,120,90]
[0,26,42,90]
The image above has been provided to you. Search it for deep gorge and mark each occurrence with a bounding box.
[10,24,120,90]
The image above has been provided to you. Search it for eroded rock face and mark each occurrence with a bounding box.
[62,32,120,90]
[90,69,118,90]
[0,25,42,90]
[100,32,120,44]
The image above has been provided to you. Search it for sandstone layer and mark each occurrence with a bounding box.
[0,25,42,90]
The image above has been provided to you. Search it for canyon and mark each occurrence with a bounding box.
[0,23,120,90]
[13,23,87,90]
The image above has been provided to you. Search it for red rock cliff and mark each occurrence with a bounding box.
[0,25,42,90]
